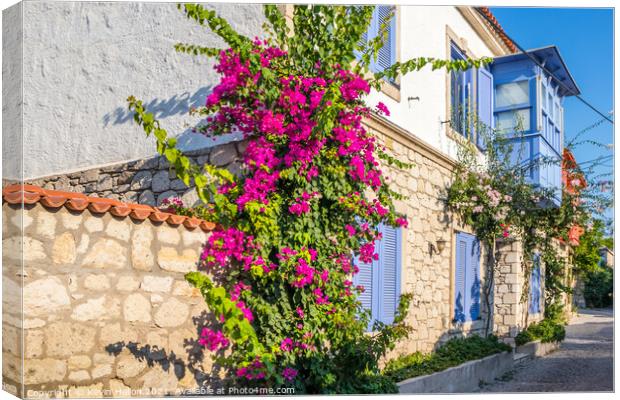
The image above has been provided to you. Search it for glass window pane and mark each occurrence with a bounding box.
[541,84,547,110]
[548,93,554,120]
[496,81,530,108]
[496,109,531,133]
[554,102,560,126]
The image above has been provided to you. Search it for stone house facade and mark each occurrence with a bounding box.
[3,2,575,396]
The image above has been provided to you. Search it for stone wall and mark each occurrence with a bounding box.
[368,117,492,356]
[24,140,246,207]
[2,198,216,398]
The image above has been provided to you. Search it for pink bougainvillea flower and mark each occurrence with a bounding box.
[198,328,229,351]
[280,337,294,352]
[395,217,408,228]
[282,367,298,382]
[376,102,390,116]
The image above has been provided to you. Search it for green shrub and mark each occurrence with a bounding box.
[514,318,566,346]
[383,335,512,383]
[584,267,613,308]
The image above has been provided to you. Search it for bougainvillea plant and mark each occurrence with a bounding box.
[128,4,487,393]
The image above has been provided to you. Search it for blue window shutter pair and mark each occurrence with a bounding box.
[353,223,402,329]
[529,254,542,314]
[454,232,481,322]
[450,43,493,146]
[357,6,396,77]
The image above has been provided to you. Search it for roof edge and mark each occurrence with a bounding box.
[2,184,216,232]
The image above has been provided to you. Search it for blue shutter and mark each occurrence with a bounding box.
[454,234,467,322]
[467,238,481,321]
[455,232,481,322]
[476,68,494,150]
[353,248,375,330]
[375,6,395,76]
[377,224,401,325]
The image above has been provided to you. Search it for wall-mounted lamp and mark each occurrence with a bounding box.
[429,239,448,256]
[407,96,420,108]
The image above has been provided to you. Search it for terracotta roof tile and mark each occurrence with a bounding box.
[2,184,215,232]
[476,7,517,54]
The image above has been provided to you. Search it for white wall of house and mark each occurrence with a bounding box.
[3,3,503,180]
[3,1,264,180]
[365,5,505,160]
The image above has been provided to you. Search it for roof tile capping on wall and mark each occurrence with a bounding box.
[2,184,220,396]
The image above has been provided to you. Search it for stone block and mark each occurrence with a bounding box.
[25,330,44,358]
[106,218,131,241]
[45,322,96,357]
[130,171,152,190]
[36,211,57,238]
[4,237,45,262]
[52,231,77,264]
[24,277,71,317]
[83,274,110,290]
[68,370,91,382]
[132,223,154,271]
[99,323,138,346]
[158,247,198,273]
[84,216,104,233]
[91,364,112,380]
[82,239,127,269]
[116,276,141,291]
[139,190,156,205]
[61,212,83,230]
[123,293,152,323]
[72,296,120,321]
[116,355,146,379]
[154,298,189,327]
[152,170,171,193]
[68,355,92,370]
[24,359,67,384]
[141,276,174,293]
[157,226,181,245]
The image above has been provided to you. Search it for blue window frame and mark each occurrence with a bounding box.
[454,232,481,323]
[539,77,563,154]
[354,223,402,329]
[357,6,396,81]
[529,254,542,314]
[494,78,536,135]
[450,42,494,148]
[450,43,472,138]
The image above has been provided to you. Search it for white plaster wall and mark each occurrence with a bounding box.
[17,1,264,180]
[10,3,497,180]
[2,2,23,181]
[365,6,499,160]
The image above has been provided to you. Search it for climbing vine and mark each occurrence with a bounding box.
[128,3,488,394]
[446,125,587,332]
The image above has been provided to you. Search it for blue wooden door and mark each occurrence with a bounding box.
[454,232,481,322]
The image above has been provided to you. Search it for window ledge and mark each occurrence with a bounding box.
[380,79,401,102]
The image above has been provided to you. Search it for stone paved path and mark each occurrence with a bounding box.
[480,308,613,392]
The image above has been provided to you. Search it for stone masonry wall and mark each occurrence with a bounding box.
[369,119,492,356]
[23,141,246,207]
[2,200,215,398]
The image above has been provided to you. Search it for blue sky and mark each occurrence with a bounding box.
[490,7,614,223]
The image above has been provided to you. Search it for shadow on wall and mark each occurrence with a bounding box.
[102,86,212,127]
[105,310,229,389]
